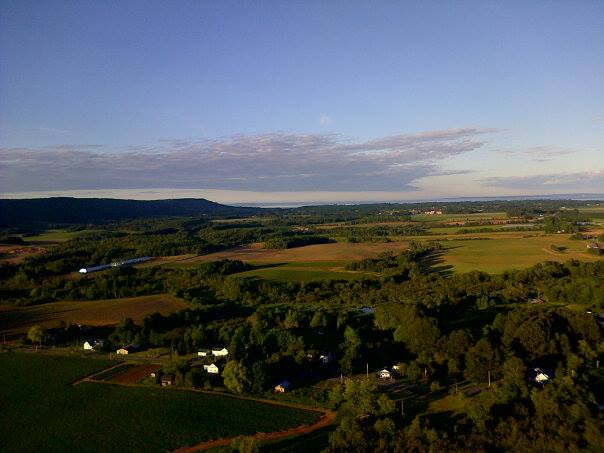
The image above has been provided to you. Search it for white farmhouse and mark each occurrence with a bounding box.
[203,363,220,374]
[116,344,140,355]
[83,339,104,350]
[378,369,392,379]
[533,367,551,384]
[212,347,229,357]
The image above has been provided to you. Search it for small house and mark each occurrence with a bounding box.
[378,369,392,379]
[212,347,229,357]
[274,381,291,393]
[587,242,600,250]
[197,349,211,357]
[116,344,140,355]
[319,352,334,364]
[203,363,220,374]
[83,340,104,350]
[161,374,175,386]
[531,367,551,384]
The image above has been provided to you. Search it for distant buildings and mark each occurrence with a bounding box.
[78,256,152,274]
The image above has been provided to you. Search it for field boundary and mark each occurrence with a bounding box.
[74,366,335,452]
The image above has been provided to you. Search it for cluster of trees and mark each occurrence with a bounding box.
[326,303,603,452]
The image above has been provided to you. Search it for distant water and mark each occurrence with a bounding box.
[232,193,604,208]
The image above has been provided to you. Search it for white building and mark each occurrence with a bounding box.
[203,363,220,374]
[378,369,392,379]
[319,352,334,364]
[212,347,229,357]
[533,368,551,384]
[83,339,104,350]
[197,349,211,357]
[116,344,139,355]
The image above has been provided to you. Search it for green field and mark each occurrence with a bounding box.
[0,294,187,336]
[234,266,370,282]
[20,229,101,243]
[410,211,508,222]
[0,353,318,453]
[440,234,601,273]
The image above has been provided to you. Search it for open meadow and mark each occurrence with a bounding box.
[151,231,600,280]
[0,294,186,336]
[0,353,319,453]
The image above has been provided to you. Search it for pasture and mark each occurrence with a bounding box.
[0,294,186,336]
[439,234,601,273]
[165,232,601,278]
[20,229,102,243]
[0,353,319,453]
[167,241,412,266]
[234,265,371,282]
[410,211,508,222]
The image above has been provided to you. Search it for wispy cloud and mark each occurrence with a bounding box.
[0,128,495,193]
[498,145,575,162]
[480,170,604,191]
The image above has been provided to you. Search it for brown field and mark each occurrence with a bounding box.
[0,244,46,264]
[163,241,412,266]
[107,364,162,384]
[0,294,186,336]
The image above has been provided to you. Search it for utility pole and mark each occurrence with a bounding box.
[340,373,343,384]
[488,370,491,388]
[366,362,369,378]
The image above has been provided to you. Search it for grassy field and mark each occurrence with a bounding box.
[20,229,103,243]
[0,294,186,336]
[440,234,601,273]
[0,353,318,453]
[234,266,371,282]
[410,211,508,222]
[167,241,412,266]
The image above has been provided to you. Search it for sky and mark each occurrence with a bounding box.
[0,0,603,204]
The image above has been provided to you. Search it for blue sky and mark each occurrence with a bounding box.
[1,0,602,202]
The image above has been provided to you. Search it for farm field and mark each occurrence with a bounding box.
[440,234,601,273]
[155,231,601,278]
[410,211,508,222]
[234,266,371,282]
[0,294,186,336]
[0,353,319,453]
[165,241,412,266]
[20,229,103,243]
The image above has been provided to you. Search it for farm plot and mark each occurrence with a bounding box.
[105,364,162,384]
[0,353,320,453]
[166,241,412,266]
[0,294,186,337]
[440,234,602,273]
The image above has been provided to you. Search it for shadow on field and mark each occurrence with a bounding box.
[420,251,454,276]
[260,425,334,453]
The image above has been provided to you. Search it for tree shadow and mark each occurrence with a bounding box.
[418,251,454,277]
